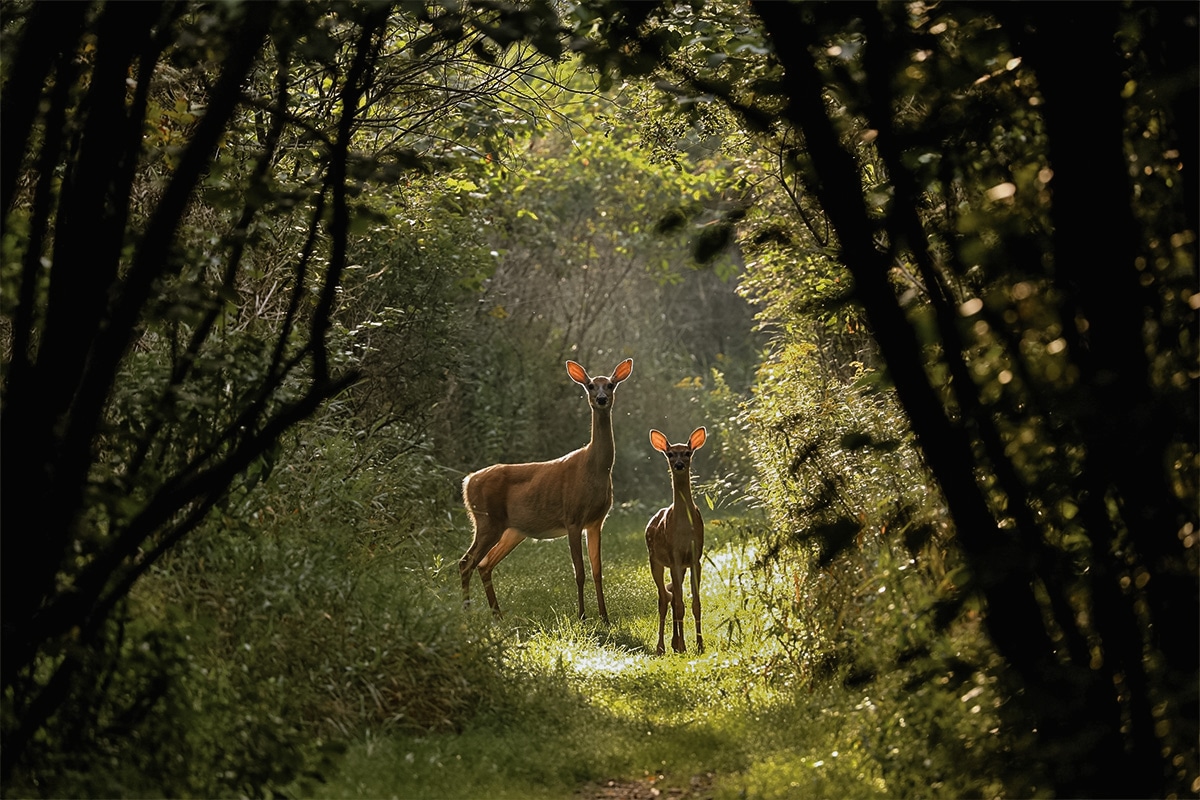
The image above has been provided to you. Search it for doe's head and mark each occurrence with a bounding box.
[567,358,633,410]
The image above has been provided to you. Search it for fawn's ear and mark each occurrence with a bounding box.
[689,427,707,450]
[649,429,669,453]
[566,360,589,385]
[610,358,633,384]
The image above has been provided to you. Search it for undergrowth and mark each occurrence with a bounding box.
[23,413,1019,798]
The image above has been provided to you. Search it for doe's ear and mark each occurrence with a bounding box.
[610,358,633,383]
[566,360,589,385]
[689,427,707,450]
[649,429,669,453]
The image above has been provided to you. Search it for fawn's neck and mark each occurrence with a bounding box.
[587,408,615,472]
[670,469,695,509]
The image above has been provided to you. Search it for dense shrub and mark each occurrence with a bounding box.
[9,410,511,798]
[157,412,505,711]
[737,336,1039,795]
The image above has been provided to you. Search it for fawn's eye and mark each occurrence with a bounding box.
[586,383,594,390]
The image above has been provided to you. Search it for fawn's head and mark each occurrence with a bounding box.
[650,427,707,472]
[567,358,633,411]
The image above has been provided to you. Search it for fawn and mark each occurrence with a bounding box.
[645,426,707,655]
[459,358,633,622]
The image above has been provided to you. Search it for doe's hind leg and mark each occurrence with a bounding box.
[460,510,505,607]
[476,528,525,617]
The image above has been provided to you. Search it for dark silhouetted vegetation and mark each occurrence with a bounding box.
[2,2,1194,797]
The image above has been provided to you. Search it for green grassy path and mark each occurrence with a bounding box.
[313,509,884,800]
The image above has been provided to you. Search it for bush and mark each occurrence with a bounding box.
[2,597,349,798]
[12,409,513,797]
[738,339,1041,796]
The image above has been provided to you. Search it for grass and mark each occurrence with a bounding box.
[310,507,890,799]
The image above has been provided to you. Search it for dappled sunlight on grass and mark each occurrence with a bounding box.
[727,750,890,800]
[564,647,644,675]
[313,510,903,799]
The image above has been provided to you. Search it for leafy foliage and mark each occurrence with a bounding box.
[0,0,582,791]
[625,2,1199,796]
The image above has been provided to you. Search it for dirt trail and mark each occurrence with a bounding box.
[577,772,715,800]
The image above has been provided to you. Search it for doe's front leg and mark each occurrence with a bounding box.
[586,520,609,624]
[568,527,587,620]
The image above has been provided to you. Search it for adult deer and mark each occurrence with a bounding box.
[460,358,633,622]
[645,426,707,655]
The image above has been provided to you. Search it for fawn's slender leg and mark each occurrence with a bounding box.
[669,563,687,653]
[650,560,669,655]
[690,558,704,654]
[585,520,609,623]
[477,528,525,617]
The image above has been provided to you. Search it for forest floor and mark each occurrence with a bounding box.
[576,772,717,799]
[312,509,884,800]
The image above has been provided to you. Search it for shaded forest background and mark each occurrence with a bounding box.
[1,1,1196,798]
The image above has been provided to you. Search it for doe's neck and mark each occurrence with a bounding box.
[587,407,615,469]
[670,468,695,508]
